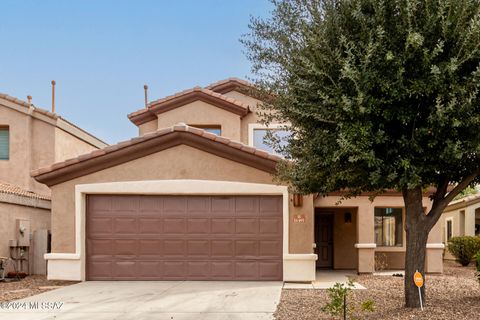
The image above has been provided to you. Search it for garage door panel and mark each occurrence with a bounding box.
[163,218,186,234]
[139,239,162,256]
[235,218,258,234]
[235,261,258,278]
[259,197,282,215]
[211,240,234,257]
[138,261,162,279]
[163,261,186,278]
[211,197,234,214]
[138,196,162,213]
[139,218,162,234]
[163,196,186,214]
[235,197,258,215]
[211,218,234,234]
[259,240,282,257]
[113,261,137,278]
[88,217,113,235]
[187,197,211,215]
[163,239,186,256]
[211,261,234,278]
[86,195,282,280]
[235,240,258,257]
[259,218,281,235]
[112,196,139,212]
[259,261,282,279]
[114,239,138,256]
[187,218,210,233]
[187,240,210,256]
[88,261,112,279]
[89,239,113,256]
[187,261,210,278]
[114,218,138,234]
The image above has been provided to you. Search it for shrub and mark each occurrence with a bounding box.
[447,236,480,266]
[476,252,480,284]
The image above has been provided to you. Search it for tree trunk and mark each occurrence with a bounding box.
[403,187,430,308]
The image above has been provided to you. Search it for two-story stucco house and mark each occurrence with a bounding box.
[0,93,107,274]
[32,78,444,282]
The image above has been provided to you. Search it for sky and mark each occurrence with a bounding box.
[0,0,272,144]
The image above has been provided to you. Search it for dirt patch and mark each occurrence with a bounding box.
[275,261,480,320]
[0,275,78,302]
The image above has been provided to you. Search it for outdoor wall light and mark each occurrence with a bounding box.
[344,212,352,223]
[293,194,303,207]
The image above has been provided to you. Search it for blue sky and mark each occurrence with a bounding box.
[0,0,272,143]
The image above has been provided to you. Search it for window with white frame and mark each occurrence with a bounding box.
[248,124,291,155]
[374,207,403,247]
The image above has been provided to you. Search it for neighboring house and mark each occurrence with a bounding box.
[441,193,480,260]
[0,93,107,274]
[32,78,444,282]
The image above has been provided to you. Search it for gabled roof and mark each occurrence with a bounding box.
[444,192,480,212]
[0,181,50,201]
[128,87,250,126]
[32,124,281,186]
[205,78,254,94]
[0,93,108,148]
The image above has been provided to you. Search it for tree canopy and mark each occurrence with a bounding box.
[243,0,480,198]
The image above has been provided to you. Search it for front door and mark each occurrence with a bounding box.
[315,213,333,268]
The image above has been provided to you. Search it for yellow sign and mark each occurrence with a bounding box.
[414,271,424,288]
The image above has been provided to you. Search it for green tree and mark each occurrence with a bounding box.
[243,0,480,308]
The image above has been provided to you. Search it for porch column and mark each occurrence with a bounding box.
[355,205,376,273]
[426,219,444,273]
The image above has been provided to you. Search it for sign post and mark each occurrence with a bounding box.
[413,270,424,311]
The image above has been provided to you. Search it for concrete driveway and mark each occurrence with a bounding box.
[0,281,282,320]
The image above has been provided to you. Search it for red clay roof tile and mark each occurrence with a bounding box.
[0,181,50,201]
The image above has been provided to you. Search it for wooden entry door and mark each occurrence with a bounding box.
[315,214,333,268]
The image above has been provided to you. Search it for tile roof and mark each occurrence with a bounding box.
[205,78,254,93]
[128,87,250,125]
[0,181,51,201]
[446,192,480,208]
[32,123,282,186]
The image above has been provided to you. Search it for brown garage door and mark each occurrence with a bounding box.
[86,195,283,280]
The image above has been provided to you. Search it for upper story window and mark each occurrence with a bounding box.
[0,126,9,160]
[374,207,403,247]
[190,125,221,136]
[249,124,291,156]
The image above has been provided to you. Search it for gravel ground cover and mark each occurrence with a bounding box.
[0,275,77,302]
[275,261,480,320]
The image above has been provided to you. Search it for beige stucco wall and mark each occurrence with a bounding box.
[49,144,288,253]
[155,101,242,141]
[54,127,98,163]
[0,202,50,261]
[138,119,158,136]
[0,104,33,192]
[289,195,314,254]
[0,101,103,195]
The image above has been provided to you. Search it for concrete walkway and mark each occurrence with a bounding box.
[0,281,283,320]
[283,270,366,290]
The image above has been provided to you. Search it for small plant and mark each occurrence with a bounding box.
[447,236,480,266]
[475,252,480,284]
[374,252,388,271]
[322,280,374,320]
